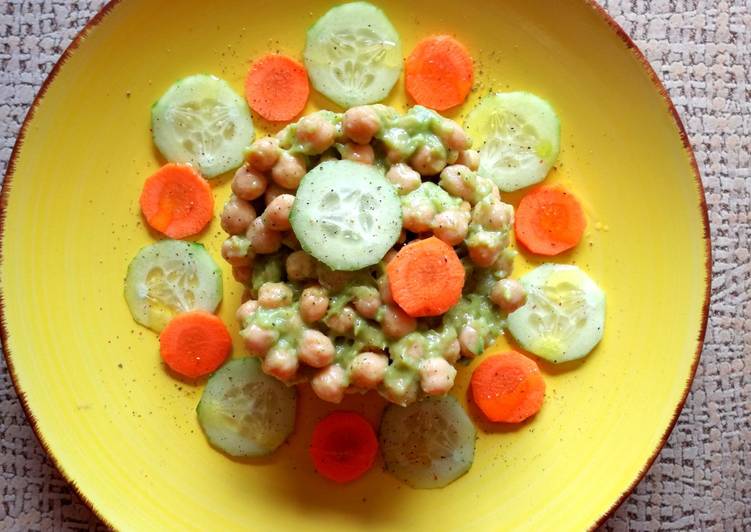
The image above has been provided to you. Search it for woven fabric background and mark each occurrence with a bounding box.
[1,1,749,530]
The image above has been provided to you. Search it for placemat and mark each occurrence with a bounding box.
[1,1,749,530]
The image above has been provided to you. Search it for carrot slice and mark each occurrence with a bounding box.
[515,187,586,256]
[405,35,474,111]
[139,163,214,239]
[471,351,545,423]
[159,311,232,379]
[309,411,378,483]
[245,54,310,122]
[387,236,465,317]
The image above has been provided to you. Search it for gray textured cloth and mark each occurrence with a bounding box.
[0,1,749,530]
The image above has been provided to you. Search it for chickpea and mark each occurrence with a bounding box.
[247,137,280,172]
[410,143,447,176]
[235,299,259,325]
[419,357,458,395]
[298,329,335,368]
[281,230,301,251]
[241,324,278,356]
[386,163,421,194]
[310,364,348,403]
[232,265,252,284]
[340,142,375,165]
[232,165,268,201]
[432,209,470,246]
[262,193,295,231]
[326,306,356,335]
[271,151,306,189]
[300,285,329,323]
[456,149,480,171]
[353,287,381,319]
[286,250,317,282]
[221,196,256,235]
[343,106,381,144]
[246,217,283,254]
[472,197,513,230]
[382,304,417,339]
[492,249,516,278]
[468,242,502,268]
[221,236,254,266]
[381,371,418,406]
[490,279,527,312]
[439,165,474,203]
[377,275,393,305]
[402,203,436,233]
[350,352,389,389]
[386,147,407,165]
[262,347,298,382]
[316,264,353,292]
[402,340,425,365]
[444,339,461,364]
[257,282,293,309]
[438,119,471,151]
[264,183,293,206]
[459,325,480,357]
[296,114,336,155]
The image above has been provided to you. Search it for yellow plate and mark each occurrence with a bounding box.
[1,0,710,530]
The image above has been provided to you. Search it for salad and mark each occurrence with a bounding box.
[123,1,606,488]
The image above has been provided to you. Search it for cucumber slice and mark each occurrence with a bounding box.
[124,240,222,332]
[289,160,402,271]
[464,92,560,192]
[197,358,296,457]
[152,74,254,178]
[380,396,475,488]
[507,264,605,363]
[304,2,403,108]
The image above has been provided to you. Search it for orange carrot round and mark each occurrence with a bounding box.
[139,163,214,239]
[515,187,586,256]
[309,411,378,483]
[159,311,232,379]
[405,35,474,111]
[245,54,309,122]
[387,236,465,317]
[471,351,545,423]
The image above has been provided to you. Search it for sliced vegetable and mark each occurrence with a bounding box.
[124,240,222,332]
[159,311,231,379]
[197,357,296,457]
[464,92,560,192]
[387,236,465,317]
[405,35,473,111]
[380,395,475,488]
[152,74,254,178]
[507,264,605,362]
[139,163,214,238]
[515,187,585,255]
[309,411,378,483]
[470,352,545,423]
[289,160,402,271]
[245,54,310,122]
[304,2,403,108]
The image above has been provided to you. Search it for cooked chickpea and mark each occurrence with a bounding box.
[350,352,388,389]
[246,217,283,254]
[439,165,474,203]
[386,163,421,194]
[221,236,254,266]
[340,142,375,165]
[490,279,527,313]
[281,230,301,250]
[459,325,480,357]
[310,364,347,403]
[382,373,418,406]
[296,114,336,154]
[382,304,417,339]
[232,165,268,201]
[262,347,298,382]
[240,324,278,356]
[271,151,306,189]
[299,285,329,323]
[326,306,356,335]
[258,282,294,309]
[353,287,381,319]
[316,264,353,292]
[221,196,256,235]
[444,339,461,364]
[377,275,394,305]
[298,329,335,368]
[419,357,458,395]
[456,149,480,171]
[492,249,516,278]
[235,299,259,325]
[472,197,513,230]
[386,147,407,164]
[342,106,381,144]
[432,209,470,246]
[285,250,317,281]
[468,242,502,268]
[439,120,471,152]
[264,183,292,205]
[247,137,280,172]
[402,203,436,233]
[232,265,252,284]
[262,193,295,231]
[410,144,447,176]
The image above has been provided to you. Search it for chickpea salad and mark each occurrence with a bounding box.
[124,1,606,488]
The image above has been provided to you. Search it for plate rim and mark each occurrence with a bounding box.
[0,0,712,529]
